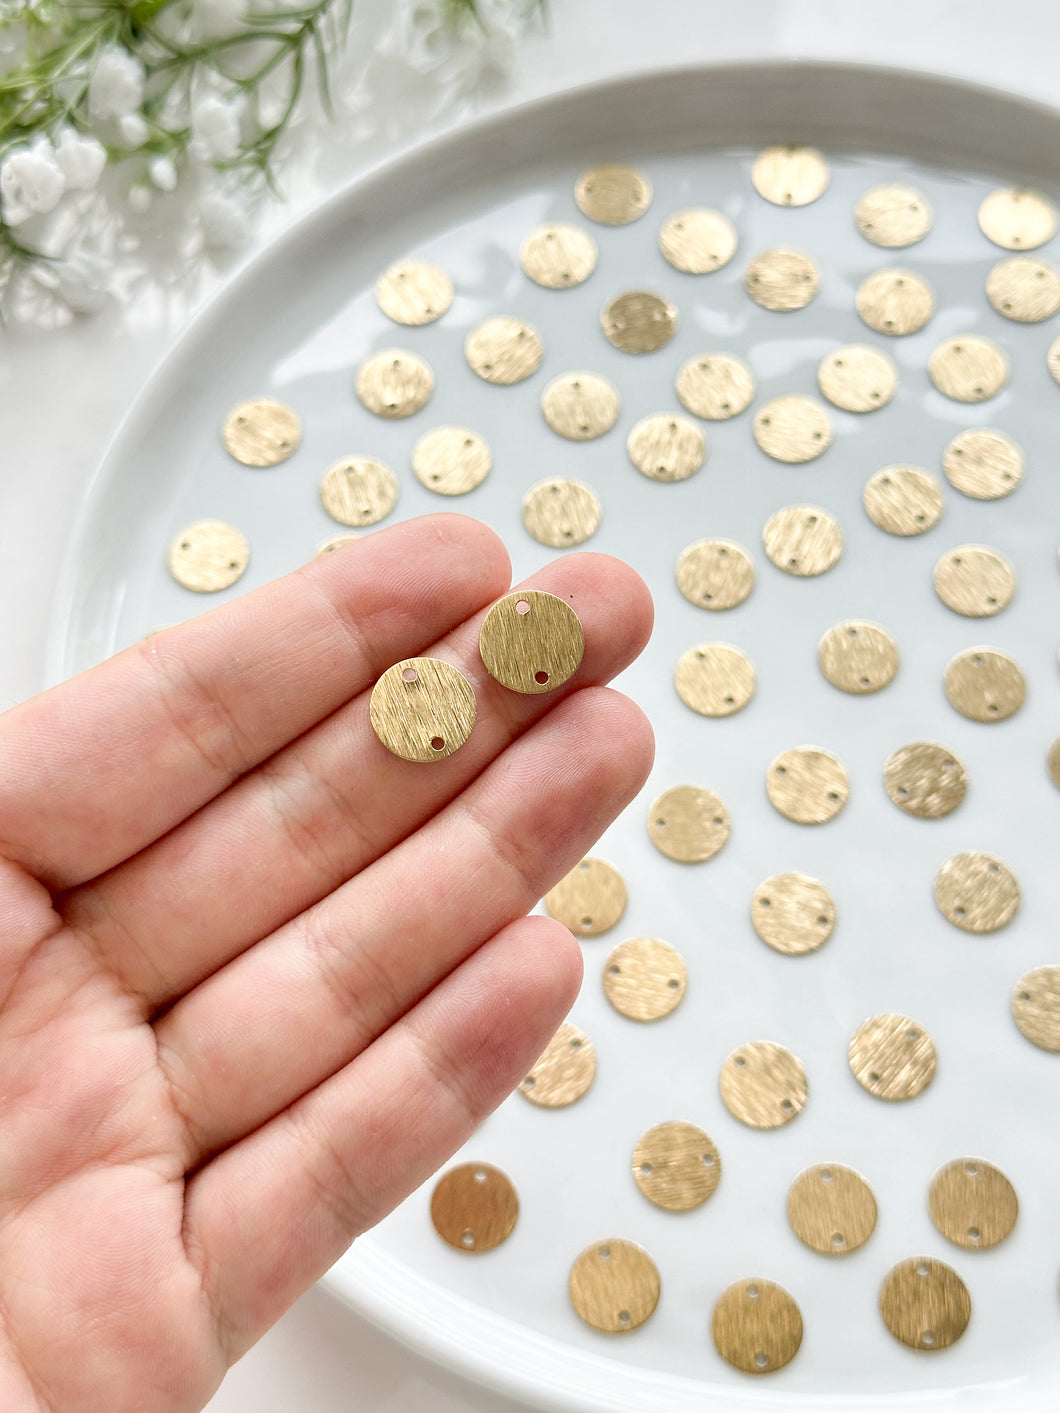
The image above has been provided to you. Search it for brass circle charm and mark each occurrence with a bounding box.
[575,165,652,225]
[763,505,843,576]
[222,397,301,466]
[745,248,819,311]
[1051,737,1060,791]
[659,208,737,273]
[412,426,491,496]
[849,1014,937,1101]
[767,747,849,825]
[168,520,249,592]
[787,1164,877,1255]
[375,260,452,326]
[986,255,1060,322]
[478,589,584,695]
[676,539,755,611]
[752,872,835,956]
[626,413,705,482]
[879,1258,971,1352]
[648,785,730,863]
[604,938,688,1022]
[320,457,398,527]
[978,186,1056,250]
[944,648,1025,723]
[855,184,933,247]
[430,1162,518,1252]
[601,290,677,354]
[356,349,434,418]
[568,1240,660,1333]
[675,353,755,420]
[856,268,935,335]
[315,533,359,557]
[751,145,828,206]
[1048,334,1060,386]
[933,545,1015,618]
[520,223,597,288]
[711,1279,803,1375]
[520,1022,596,1107]
[521,478,602,547]
[719,1041,807,1129]
[928,1158,1018,1250]
[928,336,1008,403]
[943,429,1023,500]
[545,857,626,936]
[1012,965,1060,1052]
[540,372,619,440]
[753,397,831,462]
[884,743,967,819]
[369,658,476,763]
[818,344,898,413]
[818,620,899,694]
[632,1121,719,1211]
[863,466,943,536]
[465,316,542,385]
[675,642,755,718]
[934,851,1019,933]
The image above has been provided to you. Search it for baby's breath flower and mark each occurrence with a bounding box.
[54,130,107,192]
[191,97,242,163]
[0,139,65,225]
[87,47,145,123]
[149,156,178,192]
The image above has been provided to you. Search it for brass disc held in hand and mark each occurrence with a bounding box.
[675,353,755,420]
[369,657,476,763]
[943,429,1023,500]
[601,291,677,353]
[719,1041,807,1129]
[675,643,755,717]
[855,184,932,247]
[879,1258,971,1351]
[763,505,842,576]
[676,539,755,611]
[519,1022,595,1107]
[604,938,687,1022]
[849,1013,936,1101]
[375,260,453,325]
[648,785,730,863]
[817,345,898,413]
[863,466,943,536]
[168,520,249,592]
[751,145,828,206]
[944,648,1025,723]
[934,851,1019,933]
[1012,965,1060,1051]
[818,620,899,694]
[520,223,597,288]
[222,397,301,466]
[711,1278,803,1374]
[933,545,1015,618]
[767,747,849,825]
[430,1162,518,1252]
[659,208,737,273]
[751,872,835,955]
[568,1239,660,1333]
[412,426,491,496]
[856,268,934,334]
[928,336,1008,403]
[575,164,652,225]
[787,1164,877,1255]
[632,1121,719,1211]
[884,743,967,819]
[465,317,542,385]
[545,857,626,936]
[356,349,434,418]
[986,255,1060,322]
[753,397,831,462]
[315,533,359,557]
[540,372,620,440]
[478,589,584,695]
[320,457,398,527]
[626,413,704,482]
[928,1158,1018,1250]
[745,249,819,311]
[978,186,1056,249]
[521,478,602,547]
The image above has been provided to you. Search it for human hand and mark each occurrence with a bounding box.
[0,514,653,1412]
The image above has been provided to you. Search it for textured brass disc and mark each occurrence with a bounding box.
[521,478,602,547]
[883,743,967,819]
[315,533,359,556]
[604,938,687,1022]
[676,539,755,611]
[934,851,1019,933]
[648,785,730,863]
[1048,334,1060,386]
[1012,965,1060,1051]
[879,1258,971,1351]
[465,317,542,385]
[745,248,819,311]
[412,426,491,496]
[928,1158,1018,1250]
[375,260,453,325]
[430,1162,518,1252]
[766,747,849,825]
[978,186,1056,250]
[943,429,1024,500]
[519,1022,596,1107]
[787,1164,877,1255]
[626,413,705,482]
[222,398,301,466]
[763,505,843,576]
[751,145,829,206]
[818,620,899,694]
[659,208,737,273]
[855,268,935,335]
[986,255,1060,322]
[568,1240,660,1333]
[540,372,620,440]
[719,1041,807,1129]
[751,872,835,955]
[369,657,476,763]
[674,642,755,718]
[818,345,898,413]
[632,1121,719,1210]
[944,648,1025,723]
[545,857,627,936]
[855,184,933,247]
[863,466,943,536]
[675,353,756,420]
[356,349,434,418]
[601,290,677,354]
[320,457,398,527]
[933,545,1015,618]
[478,589,584,695]
[849,1014,937,1101]
[712,1279,803,1375]
[1051,737,1060,791]
[168,520,249,592]
[928,336,1008,403]
[520,223,597,289]
[574,165,652,226]
[753,397,831,462]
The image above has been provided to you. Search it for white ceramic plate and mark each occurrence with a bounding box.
[50,63,1060,1413]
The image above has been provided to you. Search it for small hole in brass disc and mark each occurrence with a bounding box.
[849,1013,936,1101]
[934,851,1019,933]
[520,223,597,288]
[676,539,755,610]
[766,747,848,825]
[744,248,820,311]
[985,255,1060,322]
[754,397,831,462]
[604,938,688,1022]
[320,457,398,527]
[369,657,476,764]
[818,620,899,694]
[519,1021,596,1107]
[544,857,626,936]
[928,1157,1018,1250]
[675,642,755,717]
[478,589,584,695]
[648,784,730,863]
[601,290,677,354]
[356,348,434,418]
[626,413,704,481]
[659,208,737,273]
[855,268,935,334]
[412,425,491,496]
[752,872,835,955]
[787,1163,877,1254]
[855,184,933,247]
[944,648,1025,723]
[933,545,1015,618]
[863,466,943,536]
[1011,965,1060,1051]
[222,398,301,466]
[818,344,898,413]
[720,1041,807,1129]
[575,165,652,226]
[884,743,967,819]
[943,429,1024,500]
[978,187,1056,250]
[168,520,249,592]
[430,1161,518,1252]
[712,1278,803,1375]
[521,478,602,547]
[375,260,453,325]
[540,372,620,441]
[632,1121,719,1210]
[568,1238,660,1333]
[751,145,828,206]
[465,317,543,385]
[763,505,842,576]
[879,1257,971,1351]
[928,337,1008,403]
